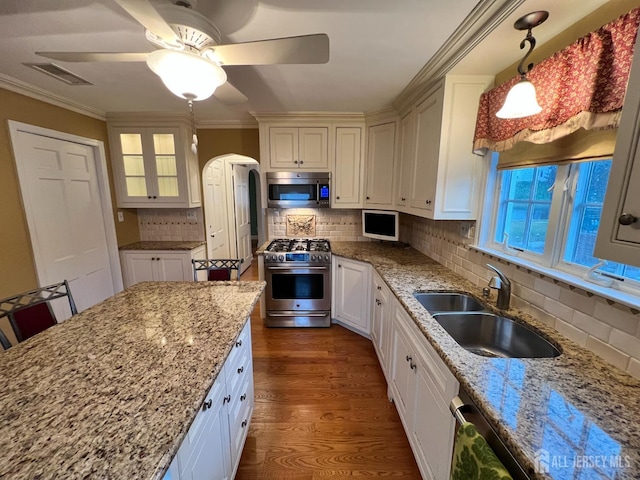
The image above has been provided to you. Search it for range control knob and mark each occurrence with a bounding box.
[311,255,316,261]
[278,255,284,262]
[324,255,330,261]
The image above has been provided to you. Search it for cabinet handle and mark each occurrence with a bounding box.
[300,160,304,165]
[147,196,152,199]
[402,197,406,202]
[366,196,370,200]
[376,299,381,306]
[336,196,340,200]
[294,160,299,164]
[377,286,382,290]
[223,395,231,405]
[202,398,212,411]
[338,264,342,268]
[406,355,412,362]
[618,213,638,225]
[425,199,432,205]
[410,361,417,370]
[241,420,248,428]
[237,366,244,374]
[240,393,247,401]
[236,339,242,347]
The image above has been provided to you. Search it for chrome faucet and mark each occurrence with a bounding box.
[487,264,511,310]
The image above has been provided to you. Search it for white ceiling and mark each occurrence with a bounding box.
[0,0,611,125]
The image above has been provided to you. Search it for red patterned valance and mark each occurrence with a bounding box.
[473,7,640,153]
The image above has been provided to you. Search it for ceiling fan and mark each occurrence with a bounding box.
[36,0,330,105]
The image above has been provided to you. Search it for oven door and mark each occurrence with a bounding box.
[265,264,331,312]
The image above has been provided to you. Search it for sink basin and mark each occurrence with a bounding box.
[432,312,561,358]
[413,292,486,313]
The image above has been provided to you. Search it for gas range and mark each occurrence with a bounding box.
[264,238,331,265]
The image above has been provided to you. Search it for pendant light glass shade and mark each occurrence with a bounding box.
[147,49,227,101]
[496,78,542,119]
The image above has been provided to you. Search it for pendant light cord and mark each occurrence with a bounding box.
[188,99,198,155]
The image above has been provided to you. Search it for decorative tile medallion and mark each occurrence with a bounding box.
[286,215,316,236]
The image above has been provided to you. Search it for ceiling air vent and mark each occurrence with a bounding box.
[23,63,93,85]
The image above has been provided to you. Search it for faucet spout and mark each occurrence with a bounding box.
[487,264,511,309]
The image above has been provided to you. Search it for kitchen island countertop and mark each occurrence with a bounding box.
[331,241,640,480]
[119,240,206,251]
[0,280,265,480]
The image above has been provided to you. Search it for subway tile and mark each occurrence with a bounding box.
[627,358,640,380]
[559,287,596,315]
[593,301,639,335]
[571,311,611,342]
[513,284,545,307]
[534,277,561,300]
[585,337,630,371]
[609,329,640,358]
[543,297,574,322]
[554,319,588,346]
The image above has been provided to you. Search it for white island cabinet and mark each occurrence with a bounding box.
[164,320,254,480]
[595,29,640,266]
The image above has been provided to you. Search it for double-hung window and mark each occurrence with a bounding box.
[483,156,640,293]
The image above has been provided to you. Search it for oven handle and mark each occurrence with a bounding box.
[268,312,330,317]
[266,266,329,270]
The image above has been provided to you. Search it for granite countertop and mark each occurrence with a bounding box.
[331,241,640,480]
[119,241,206,251]
[0,281,265,480]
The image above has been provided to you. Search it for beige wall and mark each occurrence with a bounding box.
[495,0,639,85]
[0,88,139,298]
[196,128,260,169]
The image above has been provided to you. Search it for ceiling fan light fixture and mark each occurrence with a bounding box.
[496,78,542,119]
[146,49,226,101]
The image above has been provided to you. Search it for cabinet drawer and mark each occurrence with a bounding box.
[226,321,251,367]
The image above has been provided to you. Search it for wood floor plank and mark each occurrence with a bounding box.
[237,258,421,479]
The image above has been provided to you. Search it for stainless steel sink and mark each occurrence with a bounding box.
[432,312,561,358]
[413,292,486,313]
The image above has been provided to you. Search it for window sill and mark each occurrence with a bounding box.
[470,245,640,311]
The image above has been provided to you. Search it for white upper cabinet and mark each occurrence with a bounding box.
[333,126,364,208]
[395,111,416,207]
[268,127,329,170]
[397,75,494,220]
[108,117,201,208]
[595,29,640,266]
[364,122,396,208]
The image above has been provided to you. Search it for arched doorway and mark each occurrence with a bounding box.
[202,154,264,275]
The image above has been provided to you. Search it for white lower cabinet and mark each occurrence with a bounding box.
[371,270,392,379]
[120,245,205,287]
[332,256,371,335]
[164,321,253,480]
[389,298,459,480]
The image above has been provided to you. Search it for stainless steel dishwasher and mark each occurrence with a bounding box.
[450,389,532,480]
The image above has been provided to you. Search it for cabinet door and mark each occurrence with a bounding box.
[332,257,371,334]
[411,358,457,480]
[147,128,187,204]
[155,253,193,281]
[269,127,298,169]
[395,112,415,208]
[365,122,396,207]
[410,90,443,213]
[333,127,363,208]
[390,306,416,422]
[371,271,391,376]
[298,127,329,169]
[179,373,231,480]
[121,252,155,287]
[595,28,640,264]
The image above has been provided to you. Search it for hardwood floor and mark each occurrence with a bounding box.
[238,257,422,479]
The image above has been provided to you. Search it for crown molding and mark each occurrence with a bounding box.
[250,111,366,123]
[197,119,258,129]
[392,0,526,114]
[0,73,106,121]
[364,107,399,126]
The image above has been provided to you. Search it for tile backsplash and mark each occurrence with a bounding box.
[267,208,370,241]
[399,213,640,380]
[138,208,205,242]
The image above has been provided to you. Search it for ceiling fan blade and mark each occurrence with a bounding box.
[114,0,181,47]
[213,81,248,105]
[208,34,329,66]
[36,52,149,63]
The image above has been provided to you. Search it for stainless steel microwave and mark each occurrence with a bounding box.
[266,172,331,208]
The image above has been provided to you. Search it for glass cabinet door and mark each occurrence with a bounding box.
[152,133,179,198]
[120,133,147,197]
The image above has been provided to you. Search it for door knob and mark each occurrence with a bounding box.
[618,213,638,225]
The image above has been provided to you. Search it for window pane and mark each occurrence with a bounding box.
[585,160,612,203]
[494,165,556,255]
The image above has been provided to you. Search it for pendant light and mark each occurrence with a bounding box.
[496,11,549,119]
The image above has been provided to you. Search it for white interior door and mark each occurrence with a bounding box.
[232,165,252,274]
[11,129,117,317]
[204,160,230,259]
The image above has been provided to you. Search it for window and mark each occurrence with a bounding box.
[486,158,640,290]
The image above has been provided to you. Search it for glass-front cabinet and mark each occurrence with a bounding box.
[109,122,200,208]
